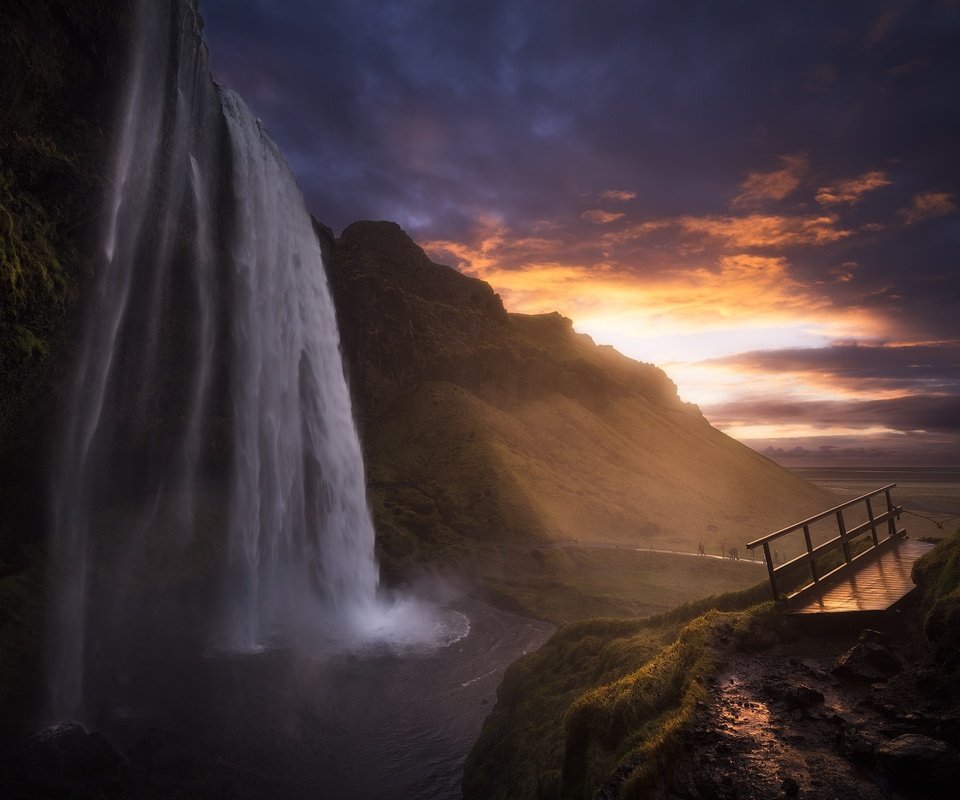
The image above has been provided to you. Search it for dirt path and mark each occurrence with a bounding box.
[542,539,766,565]
[692,638,895,799]
[652,618,960,799]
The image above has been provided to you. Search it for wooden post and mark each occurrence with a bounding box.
[884,488,897,538]
[837,509,851,564]
[762,541,777,600]
[803,524,818,583]
[865,496,879,547]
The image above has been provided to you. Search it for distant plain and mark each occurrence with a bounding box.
[794,466,960,542]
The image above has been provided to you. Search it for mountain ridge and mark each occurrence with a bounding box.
[319,219,833,586]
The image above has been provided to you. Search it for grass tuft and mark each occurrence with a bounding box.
[463,581,778,800]
[912,527,960,662]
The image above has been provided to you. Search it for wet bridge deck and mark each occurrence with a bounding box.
[746,483,936,616]
[783,536,935,615]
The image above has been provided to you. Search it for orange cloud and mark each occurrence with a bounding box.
[900,191,957,224]
[653,213,851,249]
[733,154,807,206]
[421,202,885,412]
[581,209,625,224]
[424,229,877,338]
[815,170,891,205]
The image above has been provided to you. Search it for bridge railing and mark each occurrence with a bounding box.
[746,483,905,602]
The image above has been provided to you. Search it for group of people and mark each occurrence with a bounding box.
[695,542,740,560]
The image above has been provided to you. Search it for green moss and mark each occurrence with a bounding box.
[0,167,69,327]
[912,527,960,660]
[0,2,127,723]
[0,1,126,450]
[561,604,782,800]
[463,583,777,800]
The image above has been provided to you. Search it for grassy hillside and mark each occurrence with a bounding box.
[325,221,834,594]
[462,583,777,800]
[477,546,767,624]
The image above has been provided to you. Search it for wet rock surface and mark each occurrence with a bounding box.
[639,619,960,800]
[0,721,235,799]
[833,629,903,682]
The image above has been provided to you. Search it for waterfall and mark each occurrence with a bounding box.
[221,89,380,648]
[47,0,379,720]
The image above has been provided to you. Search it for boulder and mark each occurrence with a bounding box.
[875,733,960,791]
[762,678,824,710]
[4,722,128,798]
[833,630,901,682]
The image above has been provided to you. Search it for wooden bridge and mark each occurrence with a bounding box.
[746,483,935,615]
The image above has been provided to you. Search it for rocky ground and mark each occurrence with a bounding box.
[643,611,960,800]
[0,722,236,799]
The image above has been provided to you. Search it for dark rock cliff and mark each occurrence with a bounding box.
[0,0,130,557]
[324,219,694,426]
[0,0,131,722]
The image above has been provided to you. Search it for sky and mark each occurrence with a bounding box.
[199,0,960,466]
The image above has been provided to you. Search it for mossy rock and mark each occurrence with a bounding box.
[913,529,960,660]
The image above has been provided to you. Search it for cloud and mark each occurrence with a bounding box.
[815,171,892,206]
[803,63,839,93]
[704,394,960,434]
[598,189,636,202]
[867,3,907,44]
[700,341,960,400]
[755,438,960,466]
[900,191,958,224]
[424,225,879,339]
[581,209,625,224]
[586,212,852,254]
[669,213,851,249]
[733,154,808,206]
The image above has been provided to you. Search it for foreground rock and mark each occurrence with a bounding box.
[876,734,960,792]
[833,629,903,682]
[0,722,234,800]
[635,619,959,800]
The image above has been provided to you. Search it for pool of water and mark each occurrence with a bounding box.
[101,600,553,800]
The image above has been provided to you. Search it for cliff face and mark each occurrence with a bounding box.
[0,1,129,543]
[323,221,833,582]
[0,0,130,719]
[324,220,689,420]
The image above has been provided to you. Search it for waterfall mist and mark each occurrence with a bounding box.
[46,0,447,723]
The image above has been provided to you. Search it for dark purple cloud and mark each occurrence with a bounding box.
[198,0,960,232]
[196,0,960,461]
[703,341,960,394]
[756,439,959,467]
[705,395,960,434]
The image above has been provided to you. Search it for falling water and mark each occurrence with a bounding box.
[221,89,379,648]
[47,0,380,720]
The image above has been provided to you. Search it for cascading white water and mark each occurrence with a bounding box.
[47,0,381,720]
[47,0,222,721]
[220,90,379,648]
